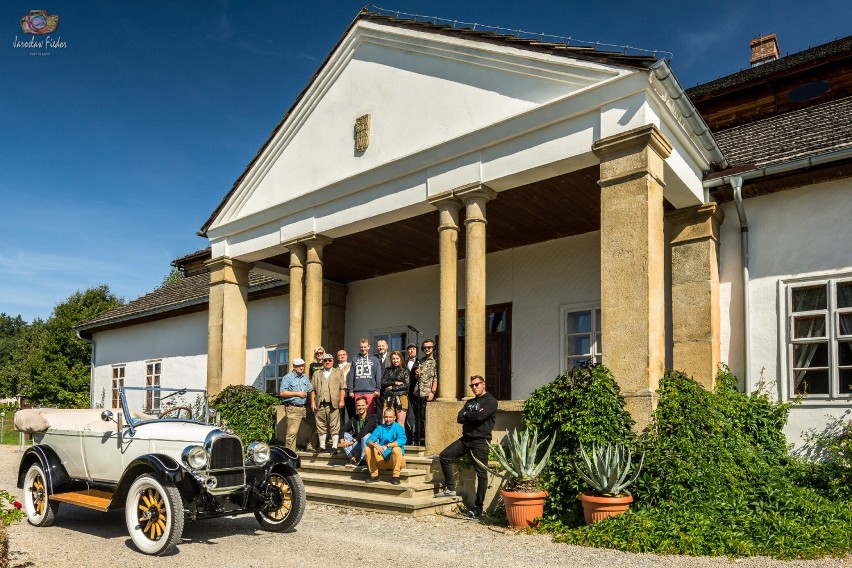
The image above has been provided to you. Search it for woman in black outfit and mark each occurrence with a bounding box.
[381,350,409,427]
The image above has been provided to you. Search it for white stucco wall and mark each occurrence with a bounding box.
[718,178,852,445]
[344,231,601,398]
[91,295,290,403]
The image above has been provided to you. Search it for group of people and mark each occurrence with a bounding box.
[278,338,497,517]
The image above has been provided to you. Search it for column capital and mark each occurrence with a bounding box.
[593,125,672,189]
[667,202,725,245]
[455,183,497,206]
[429,192,463,232]
[205,256,251,285]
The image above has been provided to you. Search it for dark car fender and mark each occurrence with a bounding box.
[17,445,71,494]
[110,453,201,510]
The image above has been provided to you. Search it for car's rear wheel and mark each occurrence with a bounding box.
[125,474,184,556]
[254,470,305,532]
[23,462,59,527]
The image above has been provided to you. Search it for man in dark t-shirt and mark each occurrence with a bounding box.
[438,374,498,518]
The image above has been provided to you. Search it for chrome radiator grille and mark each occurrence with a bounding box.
[209,435,245,489]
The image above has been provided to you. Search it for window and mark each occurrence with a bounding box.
[146,361,161,412]
[788,278,852,398]
[111,365,125,408]
[372,329,408,353]
[561,305,602,371]
[263,345,289,395]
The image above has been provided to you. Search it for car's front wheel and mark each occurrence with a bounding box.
[125,474,184,556]
[23,462,59,527]
[254,470,305,532]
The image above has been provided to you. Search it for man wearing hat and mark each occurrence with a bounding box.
[310,352,346,453]
[278,358,310,451]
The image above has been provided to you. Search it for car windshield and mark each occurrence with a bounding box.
[119,386,210,426]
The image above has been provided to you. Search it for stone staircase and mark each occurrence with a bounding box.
[296,446,462,516]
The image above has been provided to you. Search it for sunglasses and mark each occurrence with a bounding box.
[469,382,484,388]
[421,345,433,350]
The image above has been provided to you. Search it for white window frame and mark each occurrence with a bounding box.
[560,302,602,372]
[371,327,410,354]
[784,275,852,400]
[111,365,125,409]
[145,360,161,412]
[263,344,289,396]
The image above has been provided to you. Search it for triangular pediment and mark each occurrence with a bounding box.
[209,17,637,232]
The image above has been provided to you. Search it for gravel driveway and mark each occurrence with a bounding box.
[1,444,847,567]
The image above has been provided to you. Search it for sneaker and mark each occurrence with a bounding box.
[390,477,401,485]
[365,476,380,483]
[345,459,358,468]
[467,507,482,518]
[440,488,457,497]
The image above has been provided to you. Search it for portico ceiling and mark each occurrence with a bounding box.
[258,166,671,284]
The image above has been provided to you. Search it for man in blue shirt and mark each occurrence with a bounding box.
[364,407,406,485]
[278,358,310,451]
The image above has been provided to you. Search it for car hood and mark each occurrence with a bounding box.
[130,421,224,444]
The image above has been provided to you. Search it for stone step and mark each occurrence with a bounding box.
[304,485,462,516]
[299,470,439,498]
[298,461,427,483]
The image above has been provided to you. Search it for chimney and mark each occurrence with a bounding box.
[750,33,779,67]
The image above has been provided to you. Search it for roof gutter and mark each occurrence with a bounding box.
[650,59,729,170]
[729,176,751,394]
[703,146,852,189]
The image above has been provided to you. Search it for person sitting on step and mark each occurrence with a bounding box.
[338,396,377,466]
[363,407,406,485]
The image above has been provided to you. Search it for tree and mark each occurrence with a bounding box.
[158,267,184,289]
[14,286,123,407]
[0,313,29,397]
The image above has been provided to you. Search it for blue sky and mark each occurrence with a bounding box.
[1,1,849,322]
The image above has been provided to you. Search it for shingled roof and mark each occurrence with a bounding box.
[687,35,852,99]
[76,272,285,336]
[714,95,852,168]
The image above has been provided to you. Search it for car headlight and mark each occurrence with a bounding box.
[247,442,270,465]
[182,445,209,470]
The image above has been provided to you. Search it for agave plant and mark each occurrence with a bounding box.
[475,428,557,492]
[576,443,644,497]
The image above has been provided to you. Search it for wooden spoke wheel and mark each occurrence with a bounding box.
[125,474,184,555]
[254,471,305,532]
[23,463,59,527]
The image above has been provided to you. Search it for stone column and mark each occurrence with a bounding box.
[285,241,306,362]
[457,184,497,384]
[592,125,671,431]
[302,235,331,359]
[428,192,463,401]
[206,257,251,396]
[666,203,724,389]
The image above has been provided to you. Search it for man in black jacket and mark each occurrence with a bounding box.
[438,375,498,518]
[338,396,378,466]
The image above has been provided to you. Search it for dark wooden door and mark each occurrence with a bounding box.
[456,303,512,400]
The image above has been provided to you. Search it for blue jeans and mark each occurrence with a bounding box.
[342,432,365,461]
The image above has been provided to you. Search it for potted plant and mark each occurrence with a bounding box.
[477,428,556,529]
[575,442,644,524]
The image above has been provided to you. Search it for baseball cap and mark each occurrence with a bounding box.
[407,343,417,349]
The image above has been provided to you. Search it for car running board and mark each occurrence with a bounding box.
[51,489,113,512]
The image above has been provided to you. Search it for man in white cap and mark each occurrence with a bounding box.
[310,352,346,452]
[278,358,310,451]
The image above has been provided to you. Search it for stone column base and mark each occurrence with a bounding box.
[622,390,659,432]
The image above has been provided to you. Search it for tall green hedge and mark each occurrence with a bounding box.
[539,366,852,559]
[522,364,634,522]
[210,385,279,446]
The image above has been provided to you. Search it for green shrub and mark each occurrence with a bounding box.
[210,385,279,446]
[522,364,634,522]
[541,367,852,559]
[794,413,852,500]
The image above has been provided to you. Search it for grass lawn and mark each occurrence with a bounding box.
[0,415,23,446]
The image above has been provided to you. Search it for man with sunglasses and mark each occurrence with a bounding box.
[438,375,498,518]
[409,339,437,445]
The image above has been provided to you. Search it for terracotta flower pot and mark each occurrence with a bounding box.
[501,489,547,529]
[579,493,633,525]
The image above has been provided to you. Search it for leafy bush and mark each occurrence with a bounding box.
[793,412,852,500]
[523,364,634,521]
[210,385,279,446]
[542,367,852,559]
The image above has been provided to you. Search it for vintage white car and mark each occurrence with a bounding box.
[14,386,304,555]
